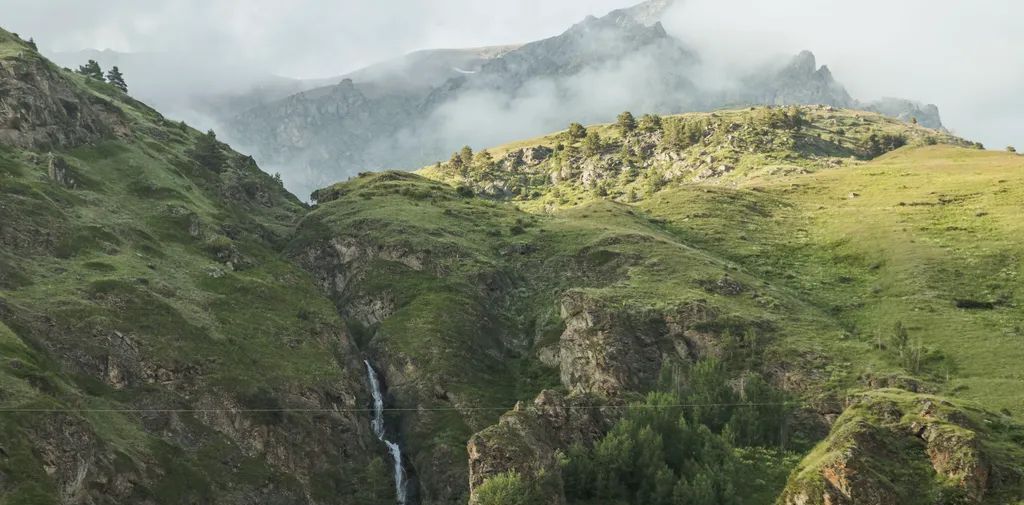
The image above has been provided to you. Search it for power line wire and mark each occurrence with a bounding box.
[0,402,807,414]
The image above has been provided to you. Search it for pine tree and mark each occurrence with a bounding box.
[617,111,638,134]
[27,37,37,51]
[582,130,603,157]
[105,66,127,92]
[473,150,493,171]
[568,122,587,140]
[354,457,393,505]
[639,114,663,133]
[189,130,227,172]
[77,60,104,80]
[448,150,463,168]
[459,146,474,168]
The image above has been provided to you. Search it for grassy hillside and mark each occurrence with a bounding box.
[293,169,863,502]
[637,146,1024,413]
[3,22,1022,505]
[403,109,1023,502]
[0,27,387,504]
[297,137,1023,503]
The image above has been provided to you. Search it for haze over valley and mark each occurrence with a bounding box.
[1,2,1023,505]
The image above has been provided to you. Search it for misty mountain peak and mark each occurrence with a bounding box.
[788,50,819,76]
[614,0,677,26]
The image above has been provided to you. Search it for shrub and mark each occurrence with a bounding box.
[866,133,907,157]
[474,472,542,505]
[617,111,637,134]
[639,114,663,132]
[582,130,603,156]
[567,122,587,140]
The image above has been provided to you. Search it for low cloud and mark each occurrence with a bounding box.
[5,0,1021,165]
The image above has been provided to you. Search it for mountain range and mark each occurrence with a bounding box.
[4,5,1021,505]
[50,1,942,199]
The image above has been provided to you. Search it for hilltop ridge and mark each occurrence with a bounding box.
[2,26,1023,505]
[415,105,970,209]
[224,3,943,198]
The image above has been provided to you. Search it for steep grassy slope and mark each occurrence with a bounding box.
[3,23,1022,505]
[294,135,1024,503]
[292,169,866,503]
[639,146,1024,414]
[0,28,389,504]
[402,111,1022,503]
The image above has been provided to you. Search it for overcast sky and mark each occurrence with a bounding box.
[3,0,1022,149]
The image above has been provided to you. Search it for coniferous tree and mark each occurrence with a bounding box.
[354,457,393,505]
[449,150,463,168]
[473,149,493,171]
[27,37,37,51]
[662,119,705,151]
[568,122,587,140]
[189,130,227,172]
[459,145,474,168]
[77,60,104,80]
[105,66,127,92]
[617,111,638,134]
[639,113,663,133]
[582,130,603,156]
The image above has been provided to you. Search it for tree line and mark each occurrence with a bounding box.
[76,59,128,92]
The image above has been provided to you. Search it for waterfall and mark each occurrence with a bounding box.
[363,360,408,505]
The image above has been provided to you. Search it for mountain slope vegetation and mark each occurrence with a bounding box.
[0,27,392,504]
[2,24,1022,505]
[302,110,1021,503]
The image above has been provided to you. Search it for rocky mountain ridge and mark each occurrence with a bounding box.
[4,24,1022,505]
[224,0,943,199]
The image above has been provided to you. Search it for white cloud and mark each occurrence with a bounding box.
[3,0,1021,148]
[662,0,1024,148]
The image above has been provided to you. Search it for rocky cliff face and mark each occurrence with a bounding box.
[864,97,943,129]
[736,51,855,108]
[0,41,128,150]
[467,391,613,504]
[557,292,720,396]
[780,390,1021,505]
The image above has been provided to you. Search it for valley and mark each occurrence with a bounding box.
[1,9,1023,505]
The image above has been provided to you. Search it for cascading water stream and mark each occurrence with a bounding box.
[363,360,408,505]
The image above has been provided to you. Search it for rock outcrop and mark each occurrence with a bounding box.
[0,37,126,150]
[780,390,1019,505]
[467,391,614,504]
[557,291,717,395]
